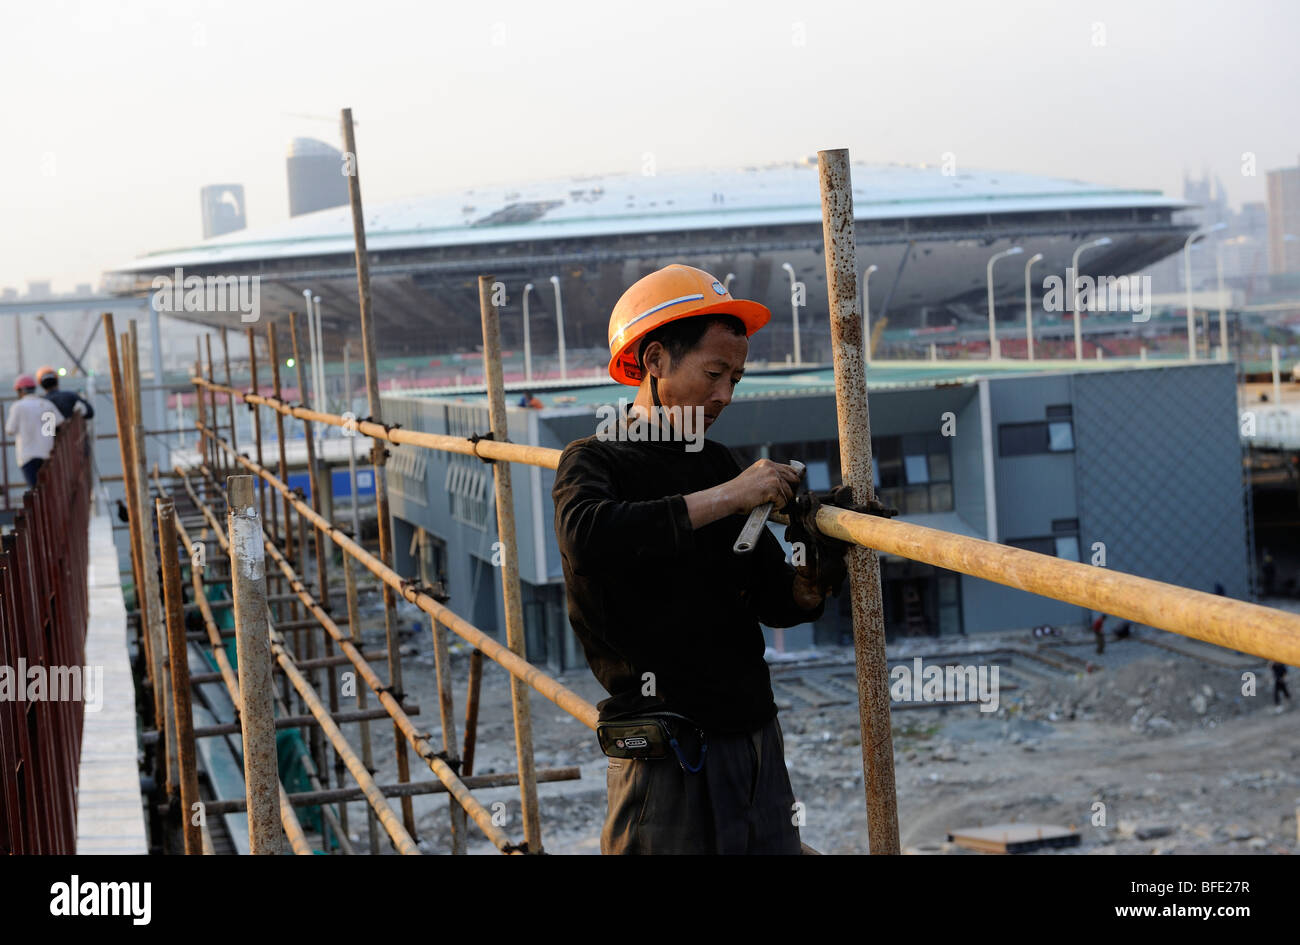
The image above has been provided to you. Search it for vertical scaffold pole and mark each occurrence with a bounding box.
[129,321,175,796]
[817,148,900,854]
[227,474,285,854]
[340,106,415,837]
[157,497,203,854]
[478,274,542,852]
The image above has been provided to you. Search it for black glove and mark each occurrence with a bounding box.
[781,485,898,598]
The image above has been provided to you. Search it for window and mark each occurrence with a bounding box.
[759,433,954,513]
[1006,536,1055,555]
[1008,519,1080,560]
[1000,405,1075,457]
[999,420,1075,457]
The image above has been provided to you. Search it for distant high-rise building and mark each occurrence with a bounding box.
[287,138,348,217]
[201,184,247,239]
[26,281,51,300]
[1239,201,1267,241]
[1266,159,1300,274]
[1184,170,1230,229]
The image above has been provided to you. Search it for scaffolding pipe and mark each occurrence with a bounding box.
[181,464,523,853]
[156,498,203,854]
[343,553,381,854]
[192,428,599,726]
[130,323,176,796]
[161,472,338,854]
[341,105,416,837]
[818,148,899,854]
[102,316,153,704]
[479,274,543,852]
[226,475,285,854]
[189,377,1300,665]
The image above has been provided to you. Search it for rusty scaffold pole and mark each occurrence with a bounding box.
[204,336,222,480]
[268,325,293,564]
[817,147,900,854]
[156,497,203,854]
[104,316,156,719]
[221,326,238,457]
[129,320,177,796]
[340,105,416,836]
[247,327,268,528]
[227,474,286,854]
[342,551,381,854]
[288,312,331,801]
[478,274,543,852]
[419,529,467,853]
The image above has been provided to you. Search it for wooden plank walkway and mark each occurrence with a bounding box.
[76,512,148,854]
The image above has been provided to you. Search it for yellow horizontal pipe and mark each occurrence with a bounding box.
[191,381,1300,666]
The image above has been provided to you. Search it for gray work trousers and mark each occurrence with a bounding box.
[600,713,801,855]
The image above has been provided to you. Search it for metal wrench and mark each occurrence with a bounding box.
[733,459,805,554]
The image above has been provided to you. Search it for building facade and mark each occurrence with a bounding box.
[380,360,1249,671]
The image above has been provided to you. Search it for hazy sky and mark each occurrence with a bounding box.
[3,0,1297,292]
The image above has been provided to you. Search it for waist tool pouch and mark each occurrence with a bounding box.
[597,712,707,772]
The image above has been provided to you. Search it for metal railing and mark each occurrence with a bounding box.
[0,415,93,853]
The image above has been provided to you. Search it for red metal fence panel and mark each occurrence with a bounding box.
[0,415,93,854]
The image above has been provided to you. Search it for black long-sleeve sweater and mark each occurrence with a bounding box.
[551,428,824,734]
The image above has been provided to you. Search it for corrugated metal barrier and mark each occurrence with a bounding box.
[0,415,93,853]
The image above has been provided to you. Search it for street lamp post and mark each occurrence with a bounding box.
[1183,223,1226,361]
[549,275,567,380]
[862,264,878,363]
[986,246,1023,360]
[1024,252,1044,361]
[1070,237,1113,361]
[723,273,735,293]
[313,294,325,415]
[522,283,534,383]
[781,262,801,365]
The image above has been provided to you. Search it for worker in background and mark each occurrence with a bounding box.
[517,390,543,408]
[552,264,847,855]
[6,374,62,487]
[1091,612,1106,654]
[1273,662,1290,707]
[36,365,94,420]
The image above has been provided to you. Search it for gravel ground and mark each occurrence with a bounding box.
[328,583,1299,855]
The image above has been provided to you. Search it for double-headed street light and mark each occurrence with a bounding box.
[986,246,1023,360]
[1070,237,1113,360]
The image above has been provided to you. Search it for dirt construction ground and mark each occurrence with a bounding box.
[336,586,1299,855]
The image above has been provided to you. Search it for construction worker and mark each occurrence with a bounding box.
[36,365,94,420]
[552,263,848,855]
[6,374,62,487]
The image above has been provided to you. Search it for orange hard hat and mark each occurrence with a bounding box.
[35,365,58,385]
[606,264,770,386]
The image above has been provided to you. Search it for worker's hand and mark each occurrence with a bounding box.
[729,459,803,515]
